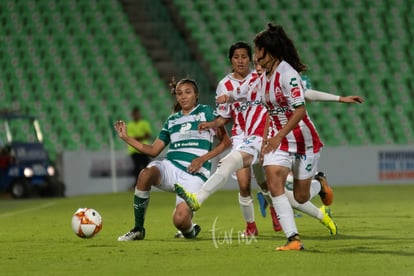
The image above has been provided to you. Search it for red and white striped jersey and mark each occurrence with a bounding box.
[238,74,269,138]
[259,61,323,154]
[216,71,262,137]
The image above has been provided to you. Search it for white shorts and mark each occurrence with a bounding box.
[234,135,263,165]
[148,159,204,205]
[230,134,263,181]
[231,133,245,150]
[263,149,320,180]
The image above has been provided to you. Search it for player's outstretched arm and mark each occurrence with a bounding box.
[338,95,364,103]
[114,120,165,158]
[198,116,230,132]
[305,89,364,104]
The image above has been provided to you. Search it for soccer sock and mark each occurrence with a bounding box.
[133,189,150,231]
[272,194,298,238]
[257,182,273,206]
[309,179,321,199]
[196,151,244,204]
[238,193,255,223]
[182,224,195,238]
[285,189,321,219]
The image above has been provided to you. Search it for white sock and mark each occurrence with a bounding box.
[257,183,273,205]
[309,179,321,199]
[183,224,194,234]
[263,192,272,206]
[239,193,255,223]
[196,151,244,204]
[285,188,321,219]
[272,194,297,238]
[135,189,150,198]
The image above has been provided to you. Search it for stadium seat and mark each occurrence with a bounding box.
[1,0,413,157]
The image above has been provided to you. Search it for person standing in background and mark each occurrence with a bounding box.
[127,106,152,184]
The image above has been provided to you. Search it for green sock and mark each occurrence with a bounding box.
[183,227,195,239]
[133,195,149,231]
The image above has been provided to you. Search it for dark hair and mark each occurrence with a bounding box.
[228,41,252,61]
[254,23,307,73]
[169,77,199,112]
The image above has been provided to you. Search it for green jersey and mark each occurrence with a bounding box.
[158,104,217,181]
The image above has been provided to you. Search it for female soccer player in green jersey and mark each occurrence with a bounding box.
[115,78,231,241]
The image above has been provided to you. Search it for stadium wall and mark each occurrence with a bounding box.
[63,145,414,196]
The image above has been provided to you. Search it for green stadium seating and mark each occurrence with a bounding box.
[171,0,413,146]
[1,0,412,160]
[0,0,175,160]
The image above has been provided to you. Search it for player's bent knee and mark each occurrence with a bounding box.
[173,202,192,227]
[293,193,310,204]
[137,167,161,188]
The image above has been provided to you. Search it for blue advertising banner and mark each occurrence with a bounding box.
[379,151,414,180]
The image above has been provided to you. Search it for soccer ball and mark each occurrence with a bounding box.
[71,208,103,238]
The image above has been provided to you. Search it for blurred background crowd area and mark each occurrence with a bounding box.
[1,0,413,162]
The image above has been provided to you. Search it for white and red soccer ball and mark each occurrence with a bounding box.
[71,208,103,238]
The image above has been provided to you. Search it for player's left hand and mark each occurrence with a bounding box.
[187,157,205,174]
[216,94,230,104]
[114,120,127,138]
[339,95,364,103]
[198,121,215,133]
[262,136,281,154]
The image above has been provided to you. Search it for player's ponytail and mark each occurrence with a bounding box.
[254,23,307,73]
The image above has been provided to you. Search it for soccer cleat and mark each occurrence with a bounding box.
[275,235,304,251]
[315,172,334,206]
[320,206,338,235]
[243,222,259,236]
[117,228,145,241]
[174,230,185,239]
[257,192,268,217]
[269,206,282,232]
[175,224,202,239]
[190,224,202,238]
[174,183,201,211]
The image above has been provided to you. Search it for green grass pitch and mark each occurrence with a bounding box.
[1,184,413,276]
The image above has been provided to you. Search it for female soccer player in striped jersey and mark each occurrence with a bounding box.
[175,41,363,239]
[254,23,326,250]
[115,78,231,241]
[211,41,281,236]
[254,58,363,235]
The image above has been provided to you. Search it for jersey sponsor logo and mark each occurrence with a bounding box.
[180,122,192,133]
[269,106,289,115]
[173,141,200,148]
[291,87,301,98]
[235,100,261,112]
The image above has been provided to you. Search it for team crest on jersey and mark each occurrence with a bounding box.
[219,104,228,112]
[275,87,288,106]
[236,87,240,94]
[289,77,298,87]
[194,114,202,121]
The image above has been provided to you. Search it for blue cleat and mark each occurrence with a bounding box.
[257,192,268,217]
